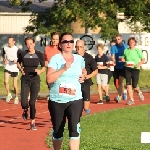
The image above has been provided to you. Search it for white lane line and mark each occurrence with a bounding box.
[0,103,48,112]
[1,109,9,111]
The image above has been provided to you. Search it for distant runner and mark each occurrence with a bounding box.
[121,37,145,105]
[75,40,98,114]
[110,34,128,103]
[2,37,21,104]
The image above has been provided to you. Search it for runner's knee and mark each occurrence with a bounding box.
[52,128,64,140]
[4,81,9,85]
[69,123,81,140]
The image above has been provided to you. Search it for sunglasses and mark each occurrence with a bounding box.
[61,40,74,44]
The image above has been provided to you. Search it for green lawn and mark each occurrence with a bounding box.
[0,67,49,95]
[0,66,150,95]
[46,105,150,150]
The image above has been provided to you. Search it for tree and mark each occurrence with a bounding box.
[9,0,150,40]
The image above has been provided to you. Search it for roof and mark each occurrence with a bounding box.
[0,1,54,13]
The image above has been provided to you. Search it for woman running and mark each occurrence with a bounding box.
[47,32,85,150]
[121,37,145,105]
[17,37,45,130]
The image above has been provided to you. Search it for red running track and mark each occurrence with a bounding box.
[0,93,150,150]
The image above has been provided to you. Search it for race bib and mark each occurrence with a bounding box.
[59,82,76,97]
[119,56,123,62]
[126,61,134,67]
[97,62,103,66]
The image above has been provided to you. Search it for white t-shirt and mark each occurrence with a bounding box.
[3,45,19,72]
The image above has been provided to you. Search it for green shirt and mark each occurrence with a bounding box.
[123,48,144,69]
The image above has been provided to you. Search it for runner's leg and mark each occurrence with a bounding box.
[126,67,134,105]
[81,84,90,114]
[4,71,12,102]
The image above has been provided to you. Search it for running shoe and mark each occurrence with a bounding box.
[106,95,110,102]
[30,123,37,130]
[138,91,144,101]
[14,97,19,104]
[97,100,103,104]
[122,92,127,101]
[103,95,106,100]
[115,96,122,103]
[127,100,135,105]
[84,108,90,114]
[6,93,12,102]
[22,110,28,120]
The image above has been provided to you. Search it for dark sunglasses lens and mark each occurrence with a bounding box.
[70,40,74,43]
[61,40,74,44]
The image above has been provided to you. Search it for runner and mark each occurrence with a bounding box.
[75,40,98,114]
[17,37,45,130]
[95,43,110,104]
[47,32,85,150]
[44,32,61,66]
[44,32,61,100]
[110,34,128,103]
[121,37,145,105]
[2,37,21,104]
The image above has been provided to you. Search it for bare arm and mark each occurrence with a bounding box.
[135,58,145,68]
[35,66,46,75]
[98,66,108,69]
[46,63,71,84]
[44,47,48,67]
[46,67,66,84]
[111,54,116,63]
[45,61,48,67]
[85,69,98,80]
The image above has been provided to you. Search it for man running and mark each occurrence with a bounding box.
[75,40,98,114]
[44,32,61,100]
[44,32,61,66]
[2,37,21,104]
[110,34,128,103]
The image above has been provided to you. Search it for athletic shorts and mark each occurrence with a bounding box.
[125,67,140,88]
[96,73,108,86]
[81,84,90,101]
[4,69,18,77]
[114,68,126,79]
[48,99,83,140]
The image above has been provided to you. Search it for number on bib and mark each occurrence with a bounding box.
[59,82,76,96]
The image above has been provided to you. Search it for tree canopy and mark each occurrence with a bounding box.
[9,0,150,39]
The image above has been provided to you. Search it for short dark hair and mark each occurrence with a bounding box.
[24,37,35,45]
[8,36,15,41]
[51,32,60,38]
[59,32,73,42]
[97,43,104,49]
[127,37,137,45]
[116,34,122,38]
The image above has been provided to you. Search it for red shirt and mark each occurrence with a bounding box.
[44,46,61,62]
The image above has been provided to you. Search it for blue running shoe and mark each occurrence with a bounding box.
[84,108,90,114]
[122,92,127,100]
